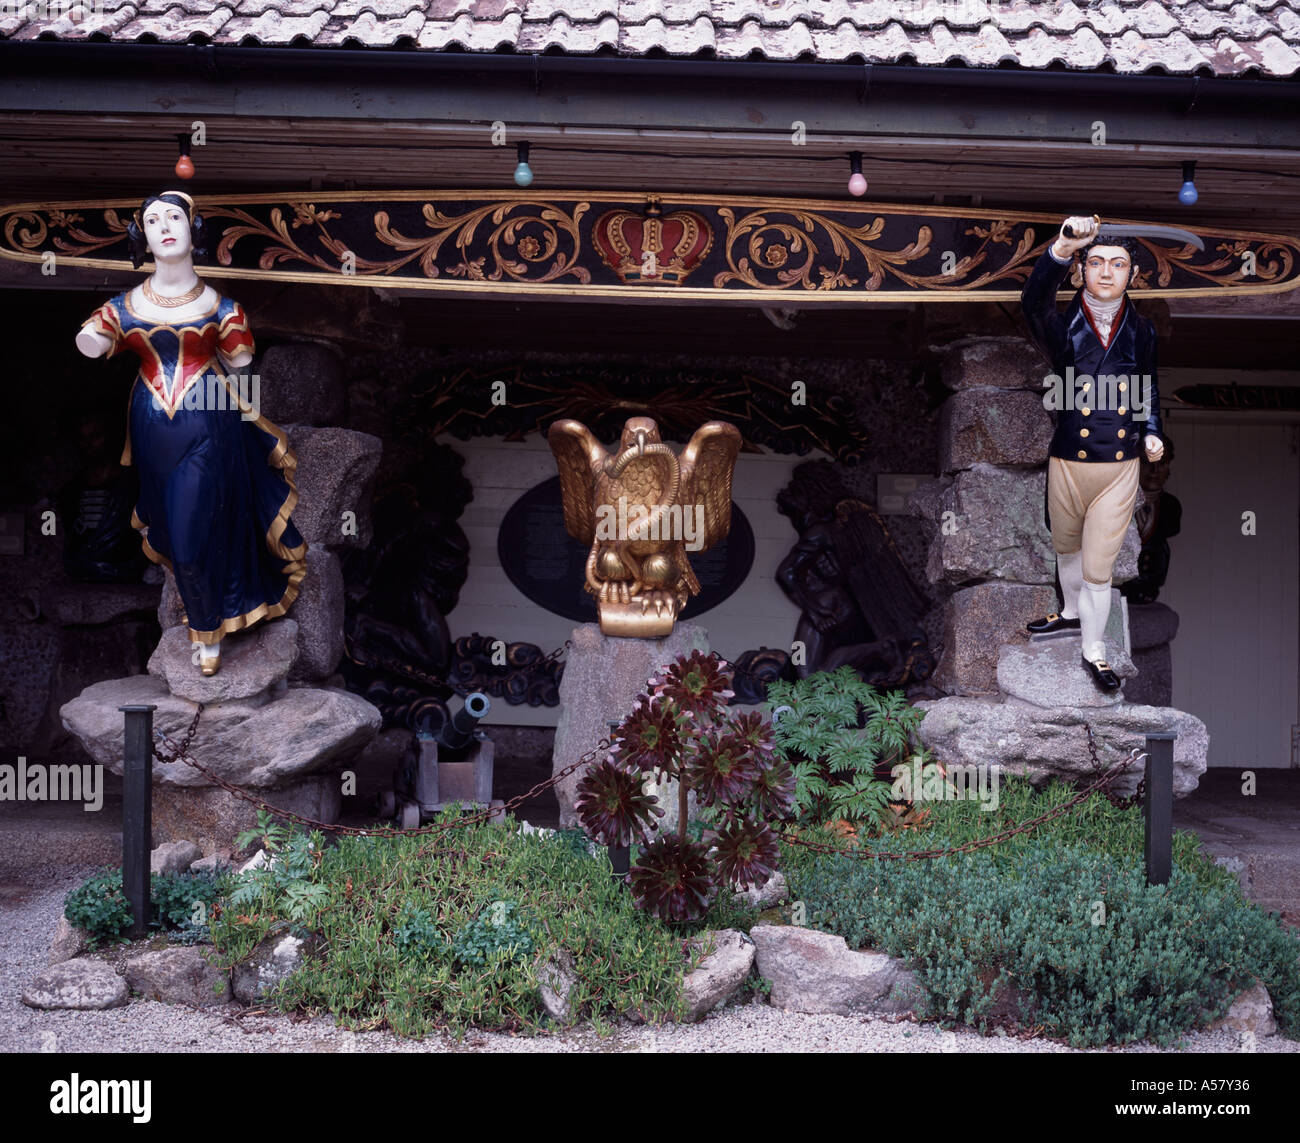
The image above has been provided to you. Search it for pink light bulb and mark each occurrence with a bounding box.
[848,172,868,197]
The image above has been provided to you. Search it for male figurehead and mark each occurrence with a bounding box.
[1020,215,1165,691]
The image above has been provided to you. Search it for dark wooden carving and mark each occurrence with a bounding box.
[776,460,934,688]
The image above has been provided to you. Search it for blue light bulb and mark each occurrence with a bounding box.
[1178,180,1198,205]
[514,161,533,187]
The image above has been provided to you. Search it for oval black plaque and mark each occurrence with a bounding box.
[497,476,755,624]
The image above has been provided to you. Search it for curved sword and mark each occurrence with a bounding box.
[1063,214,1205,252]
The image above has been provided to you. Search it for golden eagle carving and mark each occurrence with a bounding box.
[548,416,743,638]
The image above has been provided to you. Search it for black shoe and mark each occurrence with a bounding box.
[1027,613,1081,635]
[1081,655,1122,692]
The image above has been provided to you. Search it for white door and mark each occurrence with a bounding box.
[1161,412,1300,767]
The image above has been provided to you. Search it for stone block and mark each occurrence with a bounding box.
[914,695,1208,798]
[925,465,1055,586]
[998,637,1137,710]
[40,580,161,626]
[931,582,1059,695]
[159,553,342,685]
[256,343,345,427]
[925,464,1140,587]
[61,674,380,789]
[124,947,231,1008]
[551,622,709,829]
[938,388,1053,471]
[150,839,202,874]
[938,336,1051,391]
[22,960,128,1010]
[287,548,345,681]
[680,930,756,1022]
[148,621,298,704]
[286,425,382,550]
[1128,602,1180,651]
[152,777,343,855]
[750,925,927,1017]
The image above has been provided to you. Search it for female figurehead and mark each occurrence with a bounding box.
[76,191,307,675]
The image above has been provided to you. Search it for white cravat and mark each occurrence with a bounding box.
[1083,289,1123,344]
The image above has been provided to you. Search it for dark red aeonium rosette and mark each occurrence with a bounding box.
[686,730,759,809]
[649,650,734,718]
[747,755,798,821]
[728,710,776,767]
[629,835,717,923]
[609,695,683,777]
[712,819,781,891]
[574,757,664,847]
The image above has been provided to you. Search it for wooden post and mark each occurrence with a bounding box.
[1144,731,1176,887]
[119,704,156,938]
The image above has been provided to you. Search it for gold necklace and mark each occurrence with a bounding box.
[141,277,205,307]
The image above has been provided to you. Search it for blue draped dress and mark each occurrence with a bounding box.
[81,290,307,644]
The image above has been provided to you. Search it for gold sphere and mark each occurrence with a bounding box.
[597,548,628,580]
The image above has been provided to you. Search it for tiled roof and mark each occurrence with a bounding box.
[2,1,1298,77]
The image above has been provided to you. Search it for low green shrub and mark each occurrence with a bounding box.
[64,867,232,947]
[792,840,1300,1047]
[208,813,690,1037]
[451,900,535,968]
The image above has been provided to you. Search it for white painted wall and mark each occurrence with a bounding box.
[1161,408,1300,767]
[444,434,810,726]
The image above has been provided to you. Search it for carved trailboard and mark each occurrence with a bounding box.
[3,191,1297,302]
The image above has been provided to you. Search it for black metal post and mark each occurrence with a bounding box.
[606,720,629,885]
[1144,731,1176,887]
[120,704,155,938]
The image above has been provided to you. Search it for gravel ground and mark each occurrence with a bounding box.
[4,864,1298,1055]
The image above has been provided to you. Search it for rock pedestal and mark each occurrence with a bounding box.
[909,336,1205,795]
[917,638,1206,797]
[551,622,709,830]
[57,343,386,853]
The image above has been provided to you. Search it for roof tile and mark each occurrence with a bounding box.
[514,13,620,52]
[118,5,236,40]
[0,0,1296,77]
[416,11,522,49]
[620,14,716,54]
[314,8,427,44]
[233,0,330,15]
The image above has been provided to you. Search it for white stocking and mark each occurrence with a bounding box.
[1078,579,1112,663]
[1057,550,1084,620]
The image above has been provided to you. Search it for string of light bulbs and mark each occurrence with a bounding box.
[14,127,1242,207]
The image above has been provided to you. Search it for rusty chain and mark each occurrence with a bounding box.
[151,702,603,839]
[151,702,1147,864]
[1084,720,1146,809]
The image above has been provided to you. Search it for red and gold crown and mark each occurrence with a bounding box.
[592,197,713,286]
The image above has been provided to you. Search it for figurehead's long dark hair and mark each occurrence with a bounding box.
[125,191,208,269]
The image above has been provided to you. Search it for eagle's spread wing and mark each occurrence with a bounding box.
[547,419,608,545]
[678,421,743,552]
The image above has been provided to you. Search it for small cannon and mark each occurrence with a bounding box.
[380,692,503,828]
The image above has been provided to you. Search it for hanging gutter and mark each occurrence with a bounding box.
[1,39,1298,108]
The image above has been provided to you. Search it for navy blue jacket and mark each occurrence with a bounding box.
[1021,248,1162,462]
